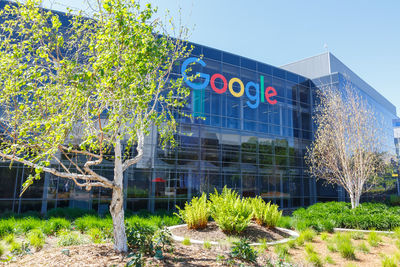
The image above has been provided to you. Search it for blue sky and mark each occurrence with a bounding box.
[43,0,400,116]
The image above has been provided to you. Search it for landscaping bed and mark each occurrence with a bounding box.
[170,222,290,243]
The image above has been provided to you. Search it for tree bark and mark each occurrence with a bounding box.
[110,139,128,253]
[350,192,360,209]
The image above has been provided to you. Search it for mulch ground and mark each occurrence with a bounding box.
[170,222,289,243]
[2,231,399,266]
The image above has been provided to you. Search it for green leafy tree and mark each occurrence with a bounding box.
[0,0,192,252]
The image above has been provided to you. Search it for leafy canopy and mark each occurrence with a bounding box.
[0,0,192,191]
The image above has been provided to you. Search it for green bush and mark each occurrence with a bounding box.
[209,186,252,234]
[230,239,257,263]
[27,229,45,250]
[0,218,15,237]
[42,218,71,235]
[57,230,86,247]
[174,193,209,229]
[126,223,155,253]
[46,207,96,220]
[249,196,282,228]
[74,215,112,232]
[292,201,400,231]
[16,217,44,234]
[277,216,292,229]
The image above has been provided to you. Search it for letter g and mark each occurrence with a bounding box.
[181,57,210,90]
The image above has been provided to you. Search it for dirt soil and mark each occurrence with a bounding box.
[170,221,289,243]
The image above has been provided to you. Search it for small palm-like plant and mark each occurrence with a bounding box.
[175,193,209,229]
[249,196,282,228]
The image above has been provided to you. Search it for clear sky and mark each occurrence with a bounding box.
[43,0,400,117]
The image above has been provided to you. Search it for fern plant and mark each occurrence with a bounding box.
[249,196,282,228]
[175,193,209,229]
[209,186,252,234]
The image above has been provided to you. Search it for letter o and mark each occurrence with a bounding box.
[228,78,244,97]
[210,74,227,94]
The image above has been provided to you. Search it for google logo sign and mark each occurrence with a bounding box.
[181,57,277,109]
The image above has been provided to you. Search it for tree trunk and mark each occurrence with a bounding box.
[350,192,360,209]
[110,139,128,253]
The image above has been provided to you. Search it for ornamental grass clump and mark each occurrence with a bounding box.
[27,229,45,250]
[249,196,282,228]
[209,186,252,234]
[174,193,209,229]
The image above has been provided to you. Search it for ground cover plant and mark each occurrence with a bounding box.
[292,201,400,231]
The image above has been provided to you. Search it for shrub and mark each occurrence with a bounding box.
[292,201,400,231]
[74,215,112,232]
[230,239,257,263]
[0,218,15,237]
[174,193,209,229]
[249,196,282,228]
[209,186,252,234]
[357,242,370,254]
[27,229,45,250]
[16,217,43,234]
[277,216,292,229]
[367,231,381,247]
[126,223,155,254]
[182,237,191,246]
[57,230,86,247]
[152,227,172,251]
[46,207,96,220]
[42,218,71,235]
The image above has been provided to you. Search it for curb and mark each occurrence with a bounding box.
[167,224,299,246]
[333,228,395,234]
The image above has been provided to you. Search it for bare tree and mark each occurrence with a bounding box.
[305,81,388,208]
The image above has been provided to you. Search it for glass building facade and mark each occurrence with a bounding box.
[0,39,397,213]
